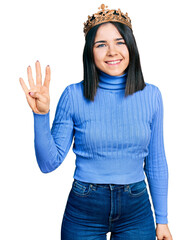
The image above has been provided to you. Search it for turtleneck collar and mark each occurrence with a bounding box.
[98,70,127,91]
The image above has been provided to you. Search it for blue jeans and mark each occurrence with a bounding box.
[61,179,156,239]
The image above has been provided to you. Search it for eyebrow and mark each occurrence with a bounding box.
[94,38,124,45]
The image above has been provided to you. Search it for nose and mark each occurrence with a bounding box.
[107,44,118,56]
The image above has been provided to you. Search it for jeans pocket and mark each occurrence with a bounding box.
[71,179,93,197]
[128,180,147,198]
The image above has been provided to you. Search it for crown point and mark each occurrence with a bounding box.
[101,4,105,10]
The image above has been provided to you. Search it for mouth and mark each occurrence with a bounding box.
[105,59,122,65]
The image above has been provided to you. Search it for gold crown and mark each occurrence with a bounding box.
[83,4,132,36]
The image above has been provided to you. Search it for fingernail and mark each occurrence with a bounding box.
[36,60,39,62]
[29,92,34,96]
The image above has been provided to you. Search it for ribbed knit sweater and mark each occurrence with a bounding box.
[32,70,169,224]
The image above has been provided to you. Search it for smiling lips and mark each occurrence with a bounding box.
[105,59,122,65]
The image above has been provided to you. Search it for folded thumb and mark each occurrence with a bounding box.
[29,92,37,98]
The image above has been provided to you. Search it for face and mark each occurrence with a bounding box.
[93,23,129,76]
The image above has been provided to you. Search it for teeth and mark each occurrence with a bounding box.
[106,60,121,65]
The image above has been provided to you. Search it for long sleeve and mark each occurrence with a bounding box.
[33,86,74,173]
[144,87,169,224]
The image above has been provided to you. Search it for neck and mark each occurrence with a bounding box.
[98,70,127,91]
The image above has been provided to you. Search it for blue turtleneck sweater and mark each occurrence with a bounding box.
[32,71,169,224]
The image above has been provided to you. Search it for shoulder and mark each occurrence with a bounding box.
[59,81,83,97]
[144,82,164,110]
[145,82,161,93]
[64,81,83,94]
[56,81,83,114]
[63,81,83,96]
[144,82,163,100]
[58,81,85,108]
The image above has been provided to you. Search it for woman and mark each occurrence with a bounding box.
[19,4,172,240]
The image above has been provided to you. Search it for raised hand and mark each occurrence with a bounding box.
[19,60,51,114]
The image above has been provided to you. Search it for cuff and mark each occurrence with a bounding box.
[156,215,168,224]
[33,110,50,133]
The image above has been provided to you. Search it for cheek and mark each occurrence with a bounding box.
[121,47,129,61]
[125,50,130,61]
[121,49,129,68]
[93,49,105,65]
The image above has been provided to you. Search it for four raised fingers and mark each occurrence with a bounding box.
[20,61,50,94]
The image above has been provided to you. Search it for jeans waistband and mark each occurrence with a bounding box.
[73,179,146,191]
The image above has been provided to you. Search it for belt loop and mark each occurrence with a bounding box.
[124,184,129,192]
[109,184,115,191]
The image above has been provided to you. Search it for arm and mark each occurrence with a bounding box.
[144,86,169,224]
[33,86,74,173]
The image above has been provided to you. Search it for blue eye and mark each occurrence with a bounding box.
[117,42,125,45]
[97,44,106,48]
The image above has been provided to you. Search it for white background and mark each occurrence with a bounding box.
[0,0,191,239]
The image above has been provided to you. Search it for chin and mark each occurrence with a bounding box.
[106,70,125,76]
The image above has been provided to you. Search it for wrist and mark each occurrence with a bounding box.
[156,223,168,228]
